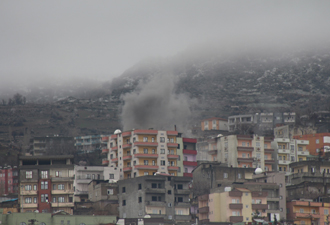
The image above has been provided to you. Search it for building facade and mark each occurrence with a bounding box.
[74,134,108,154]
[293,133,330,156]
[286,200,324,225]
[19,155,74,214]
[181,138,197,178]
[0,166,18,196]
[104,129,181,179]
[117,175,192,223]
[32,136,74,156]
[201,117,228,131]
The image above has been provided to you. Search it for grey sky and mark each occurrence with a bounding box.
[1,1,329,84]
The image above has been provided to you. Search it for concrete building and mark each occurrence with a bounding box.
[198,187,268,223]
[286,200,325,225]
[32,136,74,155]
[272,137,310,174]
[252,172,286,220]
[117,175,192,223]
[0,166,18,196]
[19,155,74,214]
[74,134,108,154]
[104,129,181,179]
[201,117,228,131]
[294,133,330,156]
[181,138,197,178]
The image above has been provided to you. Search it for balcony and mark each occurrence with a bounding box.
[198,194,209,201]
[51,202,74,208]
[145,201,166,207]
[22,203,38,208]
[51,189,74,195]
[278,160,290,165]
[168,166,179,171]
[267,197,279,202]
[167,143,178,148]
[174,189,190,195]
[111,158,118,163]
[265,159,275,164]
[278,149,290,154]
[183,161,198,167]
[122,131,132,137]
[134,153,158,158]
[51,177,74,182]
[237,135,253,140]
[134,142,158,147]
[183,173,193,177]
[296,140,309,145]
[229,191,242,197]
[123,155,132,160]
[229,203,243,209]
[102,159,109,166]
[237,146,254,151]
[146,188,166,194]
[265,148,274,153]
[111,146,118,151]
[183,149,197,155]
[101,148,109,154]
[297,151,309,155]
[237,158,254,162]
[198,206,209,214]
[101,136,109,142]
[230,216,243,223]
[208,150,217,155]
[293,212,321,219]
[135,165,159,170]
[110,134,117,140]
[123,143,132,149]
[252,204,268,210]
[167,154,179,159]
[134,129,158,135]
[21,190,37,195]
[123,167,132,172]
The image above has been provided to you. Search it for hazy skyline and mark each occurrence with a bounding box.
[1,1,330,85]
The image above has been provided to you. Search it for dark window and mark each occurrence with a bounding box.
[122,187,126,193]
[138,184,142,190]
[122,200,126,206]
[138,197,142,203]
[177,144,180,149]
[167,177,171,181]
[152,183,157,188]
[178,197,183,202]
[168,190,172,194]
[158,196,161,201]
[177,184,183,189]
[152,196,157,201]
[158,183,161,188]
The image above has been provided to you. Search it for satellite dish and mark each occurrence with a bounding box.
[217,134,223,137]
[255,168,263,175]
[114,129,122,135]
[144,215,151,218]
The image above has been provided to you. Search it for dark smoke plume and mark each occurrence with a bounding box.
[121,74,195,132]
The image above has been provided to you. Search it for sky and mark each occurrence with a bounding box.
[1,0,330,85]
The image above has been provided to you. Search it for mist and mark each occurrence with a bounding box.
[1,1,330,98]
[121,74,196,132]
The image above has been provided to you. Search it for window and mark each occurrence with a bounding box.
[324,209,329,215]
[300,208,304,213]
[138,197,142,203]
[298,146,303,151]
[58,197,65,203]
[311,209,316,214]
[161,160,165,166]
[53,184,56,190]
[58,184,65,190]
[133,161,136,165]
[138,184,142,189]
[151,137,155,142]
[144,160,148,165]
[264,144,268,148]
[92,174,95,179]
[264,155,268,160]
[160,137,165,143]
[178,197,183,202]
[152,183,157,188]
[152,196,157,201]
[152,149,155,154]
[25,197,32,203]
[86,174,91,179]
[144,148,148,154]
[144,172,149,175]
[41,181,48,190]
[26,171,32,179]
[53,197,56,203]
[170,138,174,143]
[107,189,113,195]
[247,142,250,147]
[242,153,246,158]
[316,139,320,144]
[33,197,37,203]
[160,149,165,154]
[109,174,114,179]
[256,142,260,147]
[143,137,148,142]
[41,171,48,179]
[242,142,246,146]
[224,173,228,178]
[41,194,48,202]
[178,184,183,189]
[122,187,126,193]
[256,153,261,159]
[25,185,32,191]
[168,190,172,194]
[291,156,295,162]
[238,173,242,179]
[152,160,155,165]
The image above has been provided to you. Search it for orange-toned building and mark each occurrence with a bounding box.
[294,133,330,156]
[201,117,228,131]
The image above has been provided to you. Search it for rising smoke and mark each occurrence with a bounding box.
[120,74,195,132]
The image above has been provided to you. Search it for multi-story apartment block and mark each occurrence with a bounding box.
[201,117,228,131]
[0,166,18,196]
[199,135,275,171]
[103,129,181,179]
[19,155,74,214]
[196,137,214,162]
[32,136,74,155]
[272,138,310,173]
[73,165,120,202]
[287,200,324,225]
[181,138,197,178]
[198,187,268,223]
[117,175,192,223]
[74,134,108,153]
[228,112,296,132]
[294,133,330,156]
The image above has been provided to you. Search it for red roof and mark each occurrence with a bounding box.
[183,138,197,143]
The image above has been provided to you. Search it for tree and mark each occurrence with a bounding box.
[13,93,23,105]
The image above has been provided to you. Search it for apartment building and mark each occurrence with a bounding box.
[201,117,228,131]
[103,129,181,180]
[294,133,330,156]
[117,175,192,223]
[287,200,324,225]
[0,166,18,196]
[74,134,109,153]
[198,187,268,223]
[199,135,275,171]
[272,138,310,173]
[32,136,74,155]
[19,155,74,214]
[181,138,197,178]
